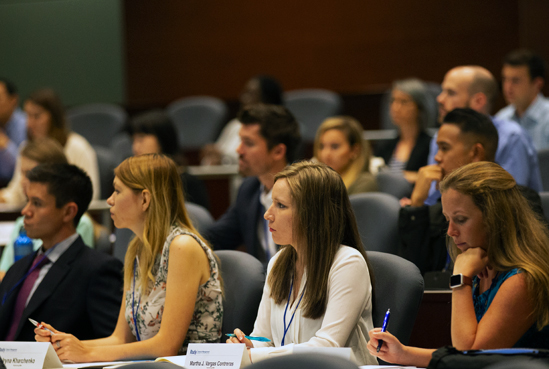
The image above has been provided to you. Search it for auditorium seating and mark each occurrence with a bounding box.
[367,251,424,346]
[166,96,228,150]
[350,193,401,254]
[284,89,342,142]
[215,250,265,338]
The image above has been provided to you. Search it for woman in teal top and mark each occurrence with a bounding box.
[367,162,549,367]
[0,138,95,279]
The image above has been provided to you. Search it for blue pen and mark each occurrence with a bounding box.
[377,308,391,353]
[226,333,272,342]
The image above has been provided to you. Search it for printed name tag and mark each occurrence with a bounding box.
[185,343,251,369]
[0,342,62,369]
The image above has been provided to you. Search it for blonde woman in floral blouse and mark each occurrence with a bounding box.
[35,154,223,362]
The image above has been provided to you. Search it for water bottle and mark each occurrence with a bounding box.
[13,228,33,262]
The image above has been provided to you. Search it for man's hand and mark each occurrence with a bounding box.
[410,165,443,207]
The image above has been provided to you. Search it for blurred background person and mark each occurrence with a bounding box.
[0,78,26,184]
[201,75,283,165]
[129,109,210,210]
[0,138,95,280]
[375,78,436,183]
[314,116,377,195]
[0,88,99,203]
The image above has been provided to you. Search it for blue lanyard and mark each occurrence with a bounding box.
[2,246,56,306]
[281,277,305,346]
[132,259,142,341]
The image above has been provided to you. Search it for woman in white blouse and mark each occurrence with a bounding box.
[227,161,378,365]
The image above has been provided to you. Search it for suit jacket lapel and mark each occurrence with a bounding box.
[15,237,85,339]
[0,252,36,335]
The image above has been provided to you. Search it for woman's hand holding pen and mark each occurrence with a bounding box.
[367,328,408,364]
[34,322,93,363]
[226,328,254,348]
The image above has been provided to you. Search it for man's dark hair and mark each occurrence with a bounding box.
[0,78,17,96]
[254,75,284,105]
[504,49,546,81]
[27,163,93,226]
[443,108,499,162]
[238,104,301,163]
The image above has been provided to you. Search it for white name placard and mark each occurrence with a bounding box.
[0,342,62,369]
[185,343,251,369]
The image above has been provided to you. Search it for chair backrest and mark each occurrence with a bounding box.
[67,103,127,148]
[113,227,134,262]
[110,132,133,166]
[284,89,342,142]
[247,353,358,369]
[367,251,424,346]
[111,203,213,262]
[215,250,265,337]
[376,171,413,199]
[166,96,228,150]
[540,192,549,224]
[350,193,401,254]
[93,145,116,199]
[185,202,214,233]
[538,148,549,191]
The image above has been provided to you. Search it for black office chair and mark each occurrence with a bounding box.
[284,88,342,142]
[215,250,265,337]
[67,103,127,148]
[376,171,414,199]
[166,96,228,150]
[350,193,401,254]
[367,251,424,346]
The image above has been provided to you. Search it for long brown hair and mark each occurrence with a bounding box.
[268,161,374,319]
[440,161,549,329]
[26,88,69,147]
[115,154,214,291]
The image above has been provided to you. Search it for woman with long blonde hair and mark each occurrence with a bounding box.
[228,161,378,365]
[36,154,223,362]
[368,162,549,367]
[314,116,377,195]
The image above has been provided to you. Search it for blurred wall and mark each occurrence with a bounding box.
[124,0,534,110]
[0,0,125,106]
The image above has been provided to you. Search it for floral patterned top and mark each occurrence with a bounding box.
[125,226,223,354]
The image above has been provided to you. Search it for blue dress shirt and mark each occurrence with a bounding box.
[0,108,26,180]
[496,94,549,151]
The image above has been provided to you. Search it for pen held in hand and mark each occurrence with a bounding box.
[377,308,391,353]
[226,333,271,342]
[29,318,55,335]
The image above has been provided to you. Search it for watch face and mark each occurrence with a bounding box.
[450,274,462,287]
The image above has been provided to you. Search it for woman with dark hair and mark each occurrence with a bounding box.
[227,161,378,365]
[368,162,549,367]
[129,110,209,210]
[375,78,435,183]
[0,88,100,203]
[201,75,284,165]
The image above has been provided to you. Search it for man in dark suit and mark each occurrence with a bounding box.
[0,163,123,341]
[204,104,301,263]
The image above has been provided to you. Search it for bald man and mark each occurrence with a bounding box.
[425,66,542,201]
